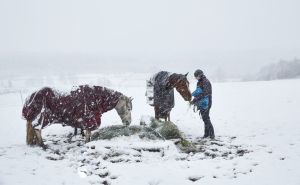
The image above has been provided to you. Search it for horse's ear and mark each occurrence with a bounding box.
[130,97,133,101]
[185,72,189,77]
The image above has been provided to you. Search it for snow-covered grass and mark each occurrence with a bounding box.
[0,74,300,185]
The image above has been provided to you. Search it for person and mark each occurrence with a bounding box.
[191,69,215,139]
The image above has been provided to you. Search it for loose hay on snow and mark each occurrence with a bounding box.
[91,125,164,140]
[91,117,197,153]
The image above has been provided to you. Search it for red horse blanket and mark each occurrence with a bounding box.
[22,85,122,131]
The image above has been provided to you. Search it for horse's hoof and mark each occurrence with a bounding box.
[42,144,48,150]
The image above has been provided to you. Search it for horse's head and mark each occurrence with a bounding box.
[168,73,192,101]
[115,95,133,126]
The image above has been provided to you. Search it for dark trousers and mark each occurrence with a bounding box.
[200,107,215,139]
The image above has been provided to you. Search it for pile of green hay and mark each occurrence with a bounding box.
[91,125,164,140]
[149,118,182,139]
[91,117,196,153]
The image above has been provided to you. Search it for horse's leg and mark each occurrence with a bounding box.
[85,130,91,143]
[74,127,78,135]
[80,128,85,137]
[26,121,36,145]
[34,129,44,147]
[73,127,85,137]
[167,112,171,122]
[154,106,159,120]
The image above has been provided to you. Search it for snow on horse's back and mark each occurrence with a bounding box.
[148,71,191,122]
[22,85,133,147]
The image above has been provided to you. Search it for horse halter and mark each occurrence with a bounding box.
[166,74,189,90]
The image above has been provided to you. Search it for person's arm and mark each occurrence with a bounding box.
[197,80,211,100]
[192,87,203,97]
[191,87,202,104]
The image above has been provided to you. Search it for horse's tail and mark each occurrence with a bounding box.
[22,87,55,122]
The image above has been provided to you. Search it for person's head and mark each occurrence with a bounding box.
[194,69,204,80]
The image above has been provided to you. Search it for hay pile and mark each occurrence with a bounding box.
[91,125,163,140]
[91,117,196,152]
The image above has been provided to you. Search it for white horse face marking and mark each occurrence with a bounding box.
[115,96,133,126]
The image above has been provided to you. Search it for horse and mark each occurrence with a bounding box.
[22,85,133,147]
[147,71,192,122]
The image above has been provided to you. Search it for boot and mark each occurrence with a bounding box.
[203,124,209,138]
[208,124,215,139]
[203,123,215,139]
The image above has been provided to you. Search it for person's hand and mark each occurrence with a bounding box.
[191,98,198,104]
[188,101,193,109]
[190,99,199,112]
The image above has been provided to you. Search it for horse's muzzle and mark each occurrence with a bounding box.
[184,96,192,101]
[123,120,130,126]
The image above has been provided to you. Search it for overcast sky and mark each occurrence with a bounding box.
[0,0,300,76]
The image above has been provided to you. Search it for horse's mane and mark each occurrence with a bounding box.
[166,73,188,89]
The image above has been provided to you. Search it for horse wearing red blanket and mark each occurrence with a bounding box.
[22,85,133,147]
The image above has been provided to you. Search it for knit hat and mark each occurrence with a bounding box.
[194,69,204,77]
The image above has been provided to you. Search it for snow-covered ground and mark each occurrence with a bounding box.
[0,74,299,185]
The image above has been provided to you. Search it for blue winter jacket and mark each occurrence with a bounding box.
[192,87,209,110]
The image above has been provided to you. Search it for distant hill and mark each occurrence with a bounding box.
[245,59,300,81]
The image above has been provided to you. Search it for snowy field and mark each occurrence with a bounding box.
[0,74,300,185]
